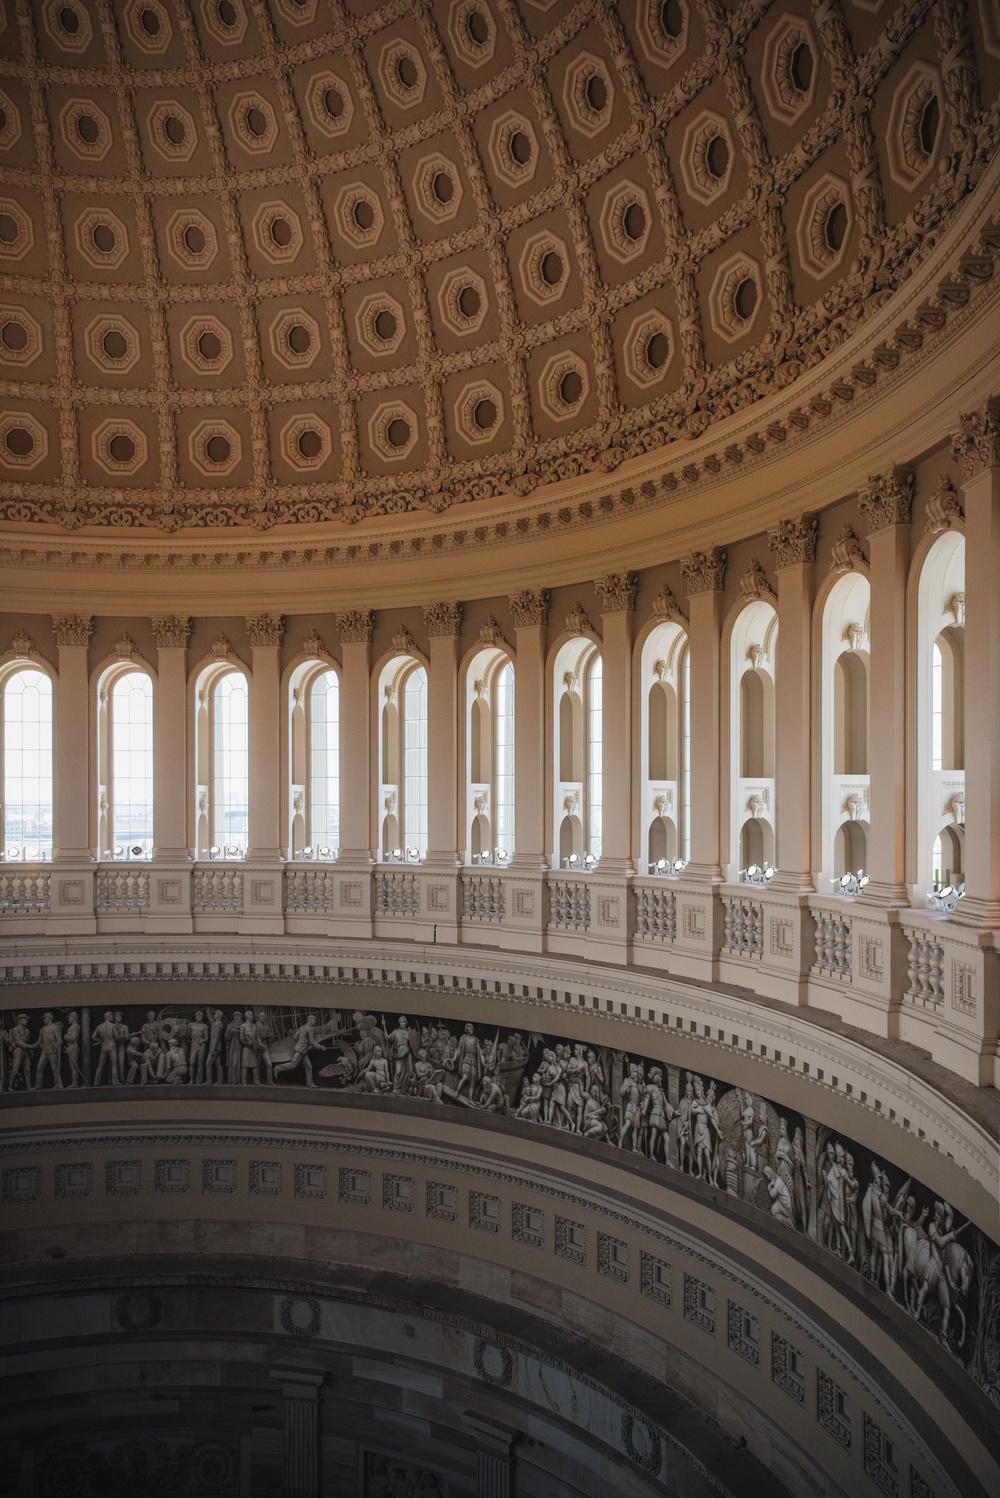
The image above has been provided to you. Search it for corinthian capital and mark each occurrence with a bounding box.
[508,588,549,627]
[680,548,726,594]
[857,470,913,533]
[336,609,375,644]
[951,403,1000,479]
[52,614,94,647]
[767,514,818,568]
[594,571,637,613]
[423,601,463,637]
[246,614,285,648]
[151,616,191,649]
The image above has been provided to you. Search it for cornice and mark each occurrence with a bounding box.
[0,161,998,610]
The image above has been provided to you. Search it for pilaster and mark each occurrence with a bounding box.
[680,549,726,884]
[151,617,191,861]
[505,589,548,951]
[462,1412,519,1498]
[857,471,912,908]
[245,615,284,869]
[336,611,375,865]
[424,602,463,938]
[768,517,817,897]
[51,614,94,863]
[270,1367,323,1498]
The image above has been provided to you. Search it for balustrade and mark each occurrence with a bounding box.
[812,909,852,978]
[722,894,763,956]
[193,867,244,914]
[96,869,150,912]
[285,868,336,914]
[375,871,419,917]
[903,929,945,1007]
[0,872,51,913]
[633,881,676,942]
[548,879,591,931]
[463,874,505,922]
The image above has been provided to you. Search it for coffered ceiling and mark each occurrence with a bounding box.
[0,0,996,534]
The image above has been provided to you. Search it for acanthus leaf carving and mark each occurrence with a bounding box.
[210,633,234,661]
[924,476,964,534]
[650,585,681,622]
[857,469,913,533]
[565,602,592,635]
[337,610,375,644]
[7,630,34,657]
[246,615,285,648]
[829,525,866,574]
[508,589,550,628]
[594,572,637,613]
[114,633,138,660]
[767,514,818,568]
[302,630,327,658]
[680,548,726,594]
[738,558,770,600]
[151,616,191,649]
[423,601,463,637]
[950,403,1000,479]
[391,625,417,655]
[52,615,94,647]
[477,615,505,648]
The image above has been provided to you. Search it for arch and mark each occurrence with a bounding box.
[0,663,55,861]
[931,821,965,889]
[739,816,774,870]
[912,530,965,900]
[726,599,777,876]
[834,818,869,880]
[816,569,871,892]
[287,657,341,858]
[375,651,429,860]
[96,664,155,859]
[551,632,602,867]
[636,618,689,869]
[463,645,515,862]
[192,658,250,858]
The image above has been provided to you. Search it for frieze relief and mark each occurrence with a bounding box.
[3,1000,998,1400]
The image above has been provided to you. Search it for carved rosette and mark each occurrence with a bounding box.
[857,470,913,533]
[767,515,818,569]
[924,478,963,534]
[950,405,1000,480]
[829,525,866,574]
[508,589,549,628]
[151,616,191,649]
[52,614,94,647]
[423,601,463,637]
[738,559,770,599]
[680,548,726,594]
[246,614,285,648]
[335,610,373,644]
[593,571,637,613]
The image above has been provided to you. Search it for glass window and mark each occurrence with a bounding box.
[308,669,340,851]
[213,672,248,852]
[2,669,53,859]
[587,655,602,859]
[931,640,943,772]
[403,667,428,854]
[494,662,515,856]
[110,671,153,853]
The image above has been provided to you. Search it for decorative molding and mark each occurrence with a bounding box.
[246,615,285,648]
[113,633,138,660]
[680,549,726,594]
[151,617,191,650]
[337,611,375,645]
[565,603,592,635]
[951,402,1000,479]
[301,630,327,659]
[594,572,637,614]
[508,589,549,628]
[477,616,506,648]
[857,470,914,533]
[210,634,234,661]
[51,615,93,647]
[829,525,866,574]
[767,515,818,568]
[650,586,682,622]
[6,630,34,657]
[423,602,463,638]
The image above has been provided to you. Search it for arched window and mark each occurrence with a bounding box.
[553,636,602,866]
[915,531,964,897]
[1,668,53,860]
[195,664,249,858]
[288,662,340,857]
[465,649,515,862]
[98,668,153,858]
[819,571,870,888]
[377,654,428,859]
[729,600,777,875]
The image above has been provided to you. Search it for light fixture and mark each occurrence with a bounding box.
[740,864,775,886]
[834,870,869,896]
[209,845,221,858]
[4,847,19,860]
[130,845,144,858]
[928,881,964,912]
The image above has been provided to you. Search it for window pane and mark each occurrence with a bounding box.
[213,672,248,851]
[3,670,53,858]
[495,662,515,855]
[588,656,602,859]
[931,641,942,772]
[308,670,340,850]
[110,671,153,853]
[403,667,428,854]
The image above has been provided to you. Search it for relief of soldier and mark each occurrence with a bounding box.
[2,1002,997,1395]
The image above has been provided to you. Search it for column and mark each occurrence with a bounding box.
[335,611,374,863]
[270,1368,323,1498]
[423,601,462,867]
[679,550,726,881]
[594,573,636,876]
[151,617,191,859]
[462,1412,519,1498]
[52,614,94,860]
[767,518,818,893]
[858,470,912,905]
[246,614,284,864]
[508,589,548,870]
[952,406,1000,930]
